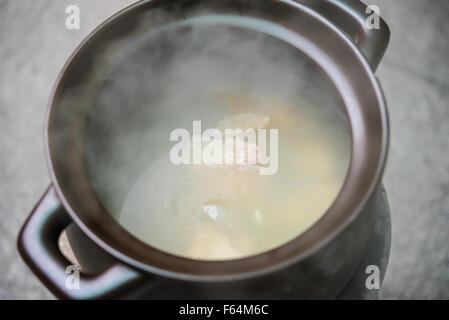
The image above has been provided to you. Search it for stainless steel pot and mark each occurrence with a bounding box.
[18,0,390,299]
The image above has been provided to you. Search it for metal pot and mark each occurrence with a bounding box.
[18,0,390,299]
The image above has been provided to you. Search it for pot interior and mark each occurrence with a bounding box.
[83,21,351,260]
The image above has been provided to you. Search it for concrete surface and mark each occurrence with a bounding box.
[0,0,448,299]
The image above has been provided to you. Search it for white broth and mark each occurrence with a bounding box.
[118,91,351,260]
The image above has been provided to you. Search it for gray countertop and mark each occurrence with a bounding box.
[1,0,448,299]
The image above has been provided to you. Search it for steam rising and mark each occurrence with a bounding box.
[54,6,351,260]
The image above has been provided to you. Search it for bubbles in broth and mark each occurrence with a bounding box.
[84,23,351,261]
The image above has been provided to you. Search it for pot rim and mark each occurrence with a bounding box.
[44,0,389,281]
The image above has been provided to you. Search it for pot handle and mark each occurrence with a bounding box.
[301,0,390,71]
[17,186,144,299]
